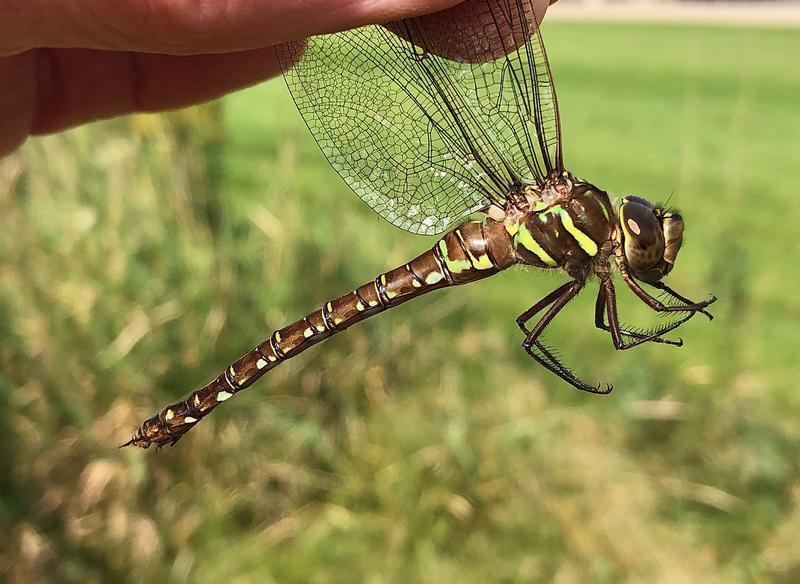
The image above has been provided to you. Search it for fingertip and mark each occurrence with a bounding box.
[384,0,550,63]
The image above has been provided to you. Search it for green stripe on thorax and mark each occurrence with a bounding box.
[587,190,612,224]
[555,206,598,257]
[514,222,558,267]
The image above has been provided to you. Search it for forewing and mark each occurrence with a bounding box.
[277,0,562,235]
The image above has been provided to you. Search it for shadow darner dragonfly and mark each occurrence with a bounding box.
[124,0,715,449]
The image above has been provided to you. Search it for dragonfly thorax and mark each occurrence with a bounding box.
[501,177,617,280]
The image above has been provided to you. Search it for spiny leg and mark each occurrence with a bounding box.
[518,282,582,374]
[516,281,575,335]
[620,265,716,316]
[594,283,684,348]
[532,340,603,390]
[601,278,697,351]
[525,328,613,395]
[647,281,714,320]
[518,281,612,395]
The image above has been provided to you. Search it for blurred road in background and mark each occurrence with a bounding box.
[550,0,800,26]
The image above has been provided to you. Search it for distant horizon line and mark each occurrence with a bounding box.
[548,0,800,28]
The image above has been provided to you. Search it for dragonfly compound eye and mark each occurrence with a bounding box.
[620,198,665,277]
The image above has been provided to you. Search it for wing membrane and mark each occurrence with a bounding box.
[277,0,562,235]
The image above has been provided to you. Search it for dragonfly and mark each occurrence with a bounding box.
[123,0,715,449]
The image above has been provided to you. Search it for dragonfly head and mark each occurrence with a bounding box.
[618,196,684,283]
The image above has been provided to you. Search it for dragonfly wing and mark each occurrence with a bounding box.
[277,0,563,235]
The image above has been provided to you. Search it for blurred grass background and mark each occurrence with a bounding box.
[1,21,799,583]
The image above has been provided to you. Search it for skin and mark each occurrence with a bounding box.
[0,0,552,157]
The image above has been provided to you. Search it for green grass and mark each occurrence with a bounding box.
[2,22,800,583]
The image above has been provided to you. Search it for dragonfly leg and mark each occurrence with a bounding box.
[620,265,717,316]
[647,281,715,320]
[518,280,612,395]
[595,279,685,349]
[594,283,671,344]
[594,280,694,350]
[516,281,577,335]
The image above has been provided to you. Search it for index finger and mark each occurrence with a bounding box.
[0,0,464,56]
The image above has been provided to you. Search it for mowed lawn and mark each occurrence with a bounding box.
[2,22,799,583]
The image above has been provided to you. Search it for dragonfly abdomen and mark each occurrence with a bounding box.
[124,219,517,448]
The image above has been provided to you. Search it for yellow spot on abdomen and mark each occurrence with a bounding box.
[217,391,233,402]
[438,239,471,273]
[425,271,444,285]
[468,250,494,270]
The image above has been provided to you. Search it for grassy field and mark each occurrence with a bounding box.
[2,21,800,583]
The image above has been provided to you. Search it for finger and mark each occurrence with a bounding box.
[0,0,464,56]
[388,0,549,62]
[29,48,283,136]
[0,53,36,155]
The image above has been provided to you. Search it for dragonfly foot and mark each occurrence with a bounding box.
[698,295,717,320]
[587,382,613,395]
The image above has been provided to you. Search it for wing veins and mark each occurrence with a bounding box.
[277,0,564,234]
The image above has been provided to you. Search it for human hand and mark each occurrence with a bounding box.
[0,0,465,156]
